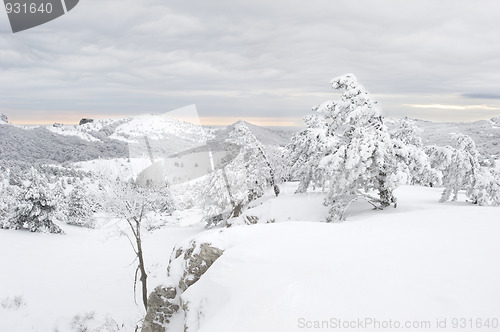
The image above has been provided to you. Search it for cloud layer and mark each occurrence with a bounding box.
[1,0,500,124]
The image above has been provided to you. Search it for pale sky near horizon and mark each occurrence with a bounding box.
[1,0,500,126]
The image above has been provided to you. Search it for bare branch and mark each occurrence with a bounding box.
[133,265,139,306]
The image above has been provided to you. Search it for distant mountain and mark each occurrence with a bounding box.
[0,123,128,164]
[1,114,499,165]
[407,118,499,157]
[211,120,294,147]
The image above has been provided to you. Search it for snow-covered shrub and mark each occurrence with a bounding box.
[426,133,500,206]
[9,167,64,234]
[71,312,95,332]
[169,180,205,211]
[287,74,404,221]
[67,312,121,332]
[0,295,25,310]
[146,186,174,215]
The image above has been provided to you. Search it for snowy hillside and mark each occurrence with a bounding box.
[1,185,498,332]
[394,118,500,157]
[211,120,294,147]
[179,191,500,332]
[0,123,128,163]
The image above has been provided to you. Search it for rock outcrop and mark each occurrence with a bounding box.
[79,118,94,125]
[142,286,179,330]
[142,239,224,332]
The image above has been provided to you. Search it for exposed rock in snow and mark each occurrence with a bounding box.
[142,286,179,332]
[143,238,225,332]
[79,118,94,125]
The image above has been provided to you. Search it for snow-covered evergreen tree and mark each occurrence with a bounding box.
[469,167,500,206]
[11,167,64,234]
[286,114,330,193]
[390,118,440,186]
[202,121,280,227]
[227,121,280,199]
[0,168,11,227]
[51,179,69,223]
[265,145,288,186]
[426,133,499,206]
[67,180,95,228]
[288,74,404,221]
[203,154,247,227]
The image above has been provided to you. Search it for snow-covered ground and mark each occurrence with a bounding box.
[0,222,203,331]
[180,185,500,332]
[1,184,498,331]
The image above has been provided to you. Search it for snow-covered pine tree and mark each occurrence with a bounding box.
[426,133,499,205]
[202,121,280,227]
[469,167,500,206]
[12,167,64,234]
[203,162,246,228]
[428,134,478,203]
[67,180,95,228]
[0,168,10,228]
[227,121,280,199]
[52,179,69,223]
[390,118,440,186]
[289,74,404,221]
[265,145,288,186]
[0,165,23,229]
[286,114,331,193]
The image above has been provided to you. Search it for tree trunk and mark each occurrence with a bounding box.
[135,219,148,311]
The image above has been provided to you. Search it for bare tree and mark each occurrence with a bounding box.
[123,200,149,311]
[108,179,157,311]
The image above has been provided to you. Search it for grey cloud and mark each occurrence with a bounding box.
[462,93,500,100]
[1,0,500,123]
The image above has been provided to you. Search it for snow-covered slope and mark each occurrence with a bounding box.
[46,118,126,142]
[1,181,499,332]
[173,184,500,332]
[211,120,294,147]
[399,118,500,157]
[0,222,204,332]
[0,123,128,163]
[111,114,212,144]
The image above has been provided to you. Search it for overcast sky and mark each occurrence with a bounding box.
[1,0,500,125]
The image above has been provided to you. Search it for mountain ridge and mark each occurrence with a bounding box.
[1,114,499,164]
